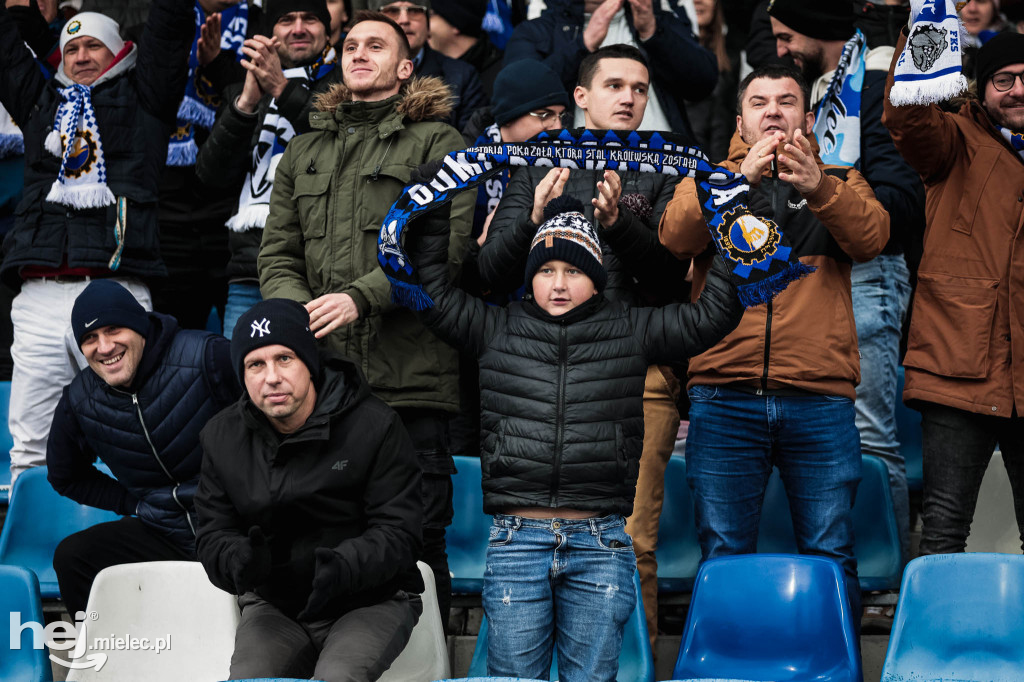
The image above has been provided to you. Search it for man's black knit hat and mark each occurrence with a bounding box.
[431,0,486,37]
[492,59,570,126]
[976,32,1024,92]
[71,280,150,348]
[525,195,607,292]
[264,0,332,36]
[767,0,855,41]
[231,299,321,384]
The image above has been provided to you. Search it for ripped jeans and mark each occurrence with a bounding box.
[481,514,636,682]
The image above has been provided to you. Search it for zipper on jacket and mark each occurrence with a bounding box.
[132,394,196,537]
[549,325,568,506]
[760,300,773,394]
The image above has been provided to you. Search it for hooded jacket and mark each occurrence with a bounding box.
[258,76,474,412]
[195,355,424,619]
[47,313,240,553]
[502,0,717,141]
[659,130,889,399]
[882,29,1024,418]
[405,204,742,515]
[0,0,193,288]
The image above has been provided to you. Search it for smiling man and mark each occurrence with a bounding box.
[659,63,889,629]
[258,9,473,631]
[46,280,240,618]
[882,30,1024,559]
[195,298,423,682]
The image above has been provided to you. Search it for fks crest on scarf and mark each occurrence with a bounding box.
[377,129,814,310]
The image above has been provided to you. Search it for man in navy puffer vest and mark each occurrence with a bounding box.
[47,280,240,616]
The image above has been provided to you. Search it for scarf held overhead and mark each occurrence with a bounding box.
[814,30,865,168]
[378,129,815,310]
[890,0,967,106]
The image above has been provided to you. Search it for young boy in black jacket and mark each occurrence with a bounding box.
[397,189,743,682]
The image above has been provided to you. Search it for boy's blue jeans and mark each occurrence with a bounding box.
[482,514,636,682]
[685,385,863,619]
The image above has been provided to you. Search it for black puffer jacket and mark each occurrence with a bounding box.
[478,164,690,305]
[0,0,193,288]
[407,206,742,515]
[195,355,424,619]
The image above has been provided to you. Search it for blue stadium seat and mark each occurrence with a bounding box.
[0,381,14,502]
[673,554,861,682]
[448,455,491,594]
[0,565,53,682]
[0,465,120,598]
[881,553,1024,682]
[895,365,923,490]
[655,454,701,593]
[467,571,654,682]
[757,454,903,590]
[435,679,548,682]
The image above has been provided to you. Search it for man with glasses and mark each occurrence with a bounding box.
[883,31,1024,558]
[369,0,487,130]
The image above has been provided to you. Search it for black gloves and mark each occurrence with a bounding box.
[296,547,350,622]
[226,526,272,595]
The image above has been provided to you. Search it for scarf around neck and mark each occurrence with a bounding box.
[890,0,968,106]
[226,46,337,231]
[378,128,816,311]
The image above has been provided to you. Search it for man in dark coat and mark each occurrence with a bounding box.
[48,280,240,617]
[428,0,503,98]
[0,0,193,482]
[195,298,423,682]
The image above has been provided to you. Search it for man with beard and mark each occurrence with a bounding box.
[767,0,925,567]
[882,32,1024,560]
[195,0,341,338]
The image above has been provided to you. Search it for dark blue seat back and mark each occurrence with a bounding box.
[449,456,490,594]
[0,564,53,681]
[655,454,702,593]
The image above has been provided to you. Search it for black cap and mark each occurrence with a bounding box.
[492,59,571,127]
[767,0,855,41]
[71,280,150,347]
[230,299,321,385]
[264,0,332,37]
[976,31,1024,92]
[431,0,486,37]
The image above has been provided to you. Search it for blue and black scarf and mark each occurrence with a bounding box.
[378,128,814,310]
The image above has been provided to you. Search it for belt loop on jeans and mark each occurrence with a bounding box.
[589,518,599,535]
[509,516,522,531]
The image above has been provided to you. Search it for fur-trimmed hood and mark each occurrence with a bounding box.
[313,75,454,122]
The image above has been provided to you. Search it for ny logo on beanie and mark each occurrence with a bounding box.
[250,318,271,338]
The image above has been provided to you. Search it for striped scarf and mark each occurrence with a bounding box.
[44,83,115,208]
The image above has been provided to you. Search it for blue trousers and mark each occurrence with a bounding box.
[223,282,263,340]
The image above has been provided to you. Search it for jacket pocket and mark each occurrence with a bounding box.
[291,172,332,240]
[903,273,999,379]
[952,147,998,236]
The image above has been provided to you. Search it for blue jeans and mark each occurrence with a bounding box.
[482,514,636,682]
[851,255,912,563]
[222,282,263,340]
[685,386,862,618]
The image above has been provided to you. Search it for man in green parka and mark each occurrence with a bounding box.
[257,9,474,629]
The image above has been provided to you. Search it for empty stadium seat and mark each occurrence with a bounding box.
[66,561,239,682]
[0,381,13,502]
[378,561,451,682]
[757,454,903,590]
[881,553,1024,682]
[895,366,923,491]
[448,456,490,594]
[655,454,701,593]
[673,554,861,682]
[0,465,120,598]
[0,565,53,682]
[466,571,654,682]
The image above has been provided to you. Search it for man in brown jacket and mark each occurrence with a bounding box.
[882,31,1024,556]
[659,64,889,620]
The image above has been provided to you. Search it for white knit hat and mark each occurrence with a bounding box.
[59,12,124,55]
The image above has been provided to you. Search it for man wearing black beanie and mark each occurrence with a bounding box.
[47,280,241,618]
[195,298,425,682]
[883,28,1024,564]
[428,0,503,97]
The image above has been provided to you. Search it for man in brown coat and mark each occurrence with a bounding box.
[882,31,1024,555]
[659,64,889,622]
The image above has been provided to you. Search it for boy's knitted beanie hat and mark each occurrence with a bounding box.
[524,195,607,292]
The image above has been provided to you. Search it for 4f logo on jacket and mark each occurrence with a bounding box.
[250,318,270,338]
[332,460,348,471]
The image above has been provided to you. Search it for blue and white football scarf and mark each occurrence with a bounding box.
[998,126,1024,163]
[226,46,336,231]
[890,0,967,106]
[815,30,865,168]
[167,0,248,166]
[378,129,815,311]
[472,123,506,236]
[0,103,22,159]
[44,84,115,208]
